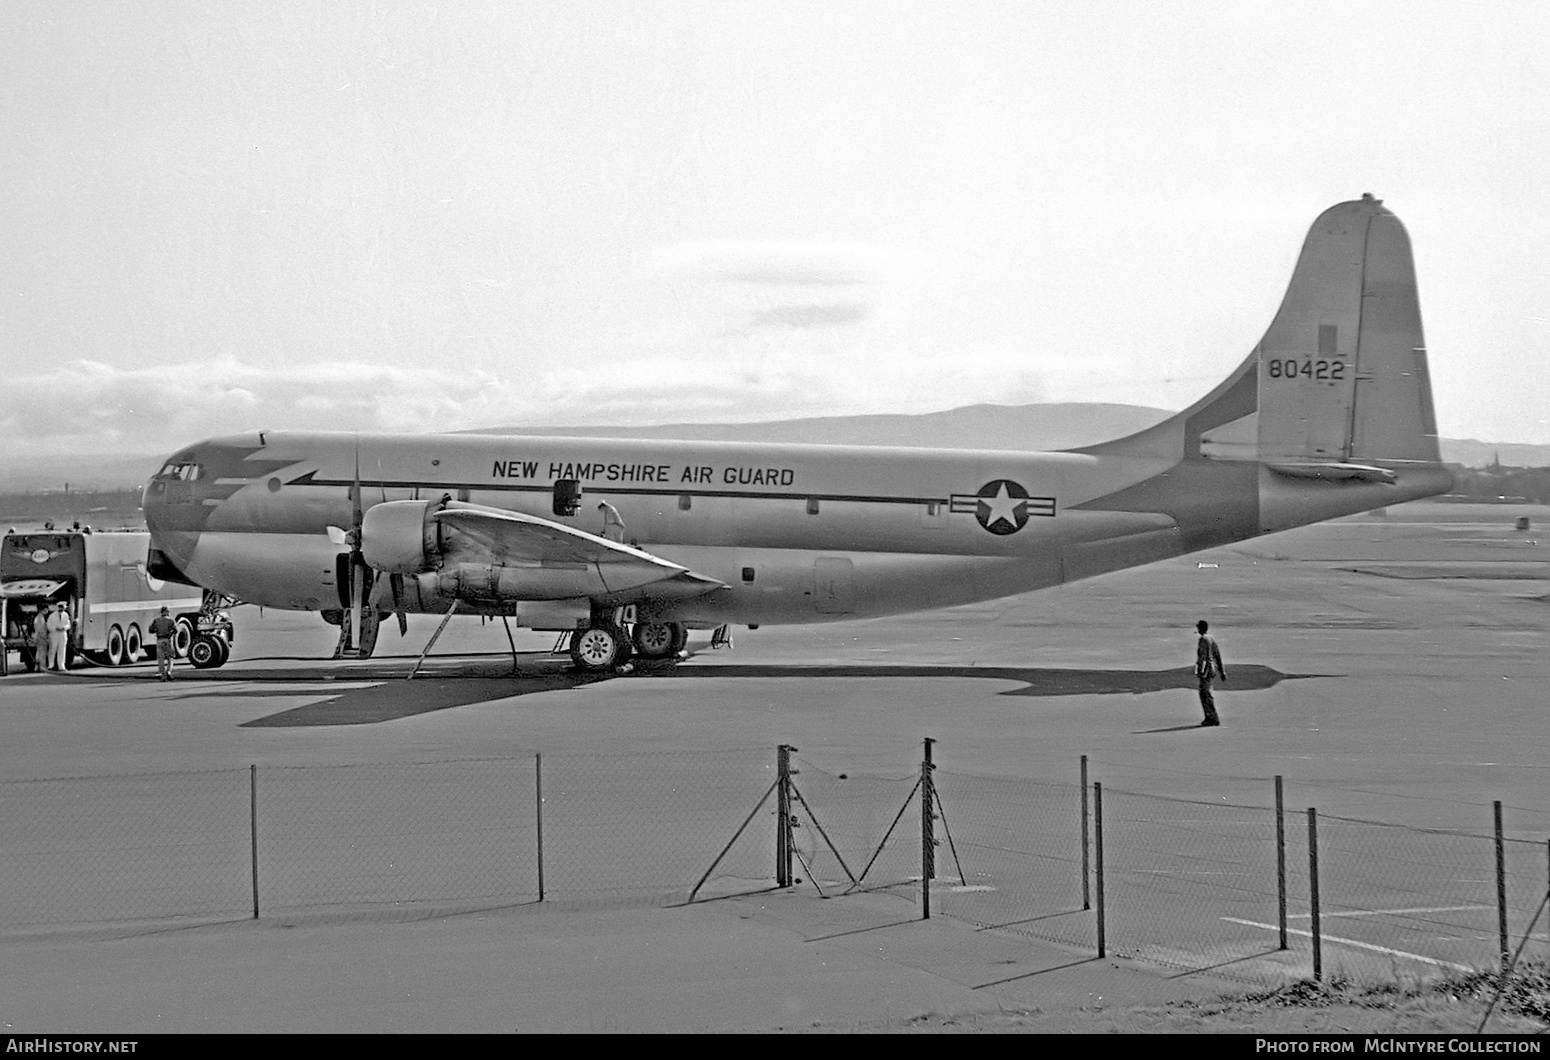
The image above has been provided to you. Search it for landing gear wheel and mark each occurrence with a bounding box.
[126,624,144,663]
[631,621,686,659]
[570,624,624,673]
[106,625,126,666]
[172,617,195,659]
[211,635,231,668]
[188,634,225,669]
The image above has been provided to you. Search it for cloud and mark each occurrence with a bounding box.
[745,302,873,330]
[1,356,504,459]
[0,337,1123,471]
[649,241,904,286]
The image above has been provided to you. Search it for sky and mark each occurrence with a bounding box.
[3,0,1548,476]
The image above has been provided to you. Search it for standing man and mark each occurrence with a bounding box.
[150,607,178,681]
[31,607,50,672]
[46,602,73,672]
[597,501,626,543]
[1195,619,1226,726]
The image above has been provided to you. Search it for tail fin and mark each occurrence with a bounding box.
[1082,194,1443,469]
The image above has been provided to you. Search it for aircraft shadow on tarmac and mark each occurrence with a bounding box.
[177,660,1323,728]
[228,669,599,728]
[671,662,1323,699]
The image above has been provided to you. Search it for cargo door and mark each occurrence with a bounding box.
[813,557,855,614]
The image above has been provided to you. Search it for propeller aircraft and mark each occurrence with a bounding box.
[142,195,1453,672]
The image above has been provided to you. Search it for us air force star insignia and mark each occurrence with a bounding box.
[976,479,1030,535]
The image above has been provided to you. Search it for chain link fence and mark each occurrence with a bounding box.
[2,742,1546,989]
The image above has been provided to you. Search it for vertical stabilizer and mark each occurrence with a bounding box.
[1083,194,1444,470]
[1071,196,1451,552]
[1250,194,1440,465]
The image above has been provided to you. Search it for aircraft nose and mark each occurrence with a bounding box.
[143,445,208,573]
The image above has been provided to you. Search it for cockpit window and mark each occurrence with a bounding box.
[156,462,204,482]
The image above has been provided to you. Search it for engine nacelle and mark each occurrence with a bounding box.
[360,500,440,574]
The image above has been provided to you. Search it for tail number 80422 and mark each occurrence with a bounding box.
[1266,358,1346,381]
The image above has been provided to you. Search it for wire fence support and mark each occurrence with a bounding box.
[1094,780,1105,958]
[535,753,544,902]
[1308,807,1321,982]
[687,777,778,903]
[921,737,935,920]
[1275,774,1286,950]
[849,776,922,892]
[1080,754,1090,911]
[776,744,793,888]
[1495,799,1509,969]
[249,764,259,920]
[787,781,856,889]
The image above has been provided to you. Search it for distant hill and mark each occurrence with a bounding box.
[3,403,1547,491]
[476,405,1550,467]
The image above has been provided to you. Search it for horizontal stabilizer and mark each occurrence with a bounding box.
[1266,461,1397,484]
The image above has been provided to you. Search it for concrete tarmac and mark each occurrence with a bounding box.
[1,500,1545,1031]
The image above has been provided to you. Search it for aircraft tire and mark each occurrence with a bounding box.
[172,617,195,659]
[188,635,224,669]
[631,621,684,659]
[126,624,144,663]
[570,624,623,673]
[106,625,126,667]
[212,636,231,667]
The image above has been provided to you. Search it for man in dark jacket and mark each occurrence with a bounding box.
[150,607,178,681]
[1195,620,1227,726]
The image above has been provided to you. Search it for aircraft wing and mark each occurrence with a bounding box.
[433,506,726,601]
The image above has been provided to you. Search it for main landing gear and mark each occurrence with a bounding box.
[568,612,690,674]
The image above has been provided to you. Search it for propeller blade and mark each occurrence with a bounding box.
[351,439,364,536]
[345,437,366,654]
[390,573,408,637]
[348,558,365,654]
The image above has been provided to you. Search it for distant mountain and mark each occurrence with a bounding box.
[475,404,1550,467]
[4,403,1547,491]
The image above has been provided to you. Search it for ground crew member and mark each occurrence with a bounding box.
[150,607,178,681]
[46,602,73,671]
[31,608,50,672]
[598,501,626,543]
[1195,619,1226,726]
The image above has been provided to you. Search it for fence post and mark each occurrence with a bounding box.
[1308,807,1321,982]
[1080,755,1090,911]
[776,745,793,888]
[1275,775,1287,950]
[1495,800,1508,970]
[921,737,935,920]
[1094,781,1105,958]
[535,753,544,902]
[249,764,259,919]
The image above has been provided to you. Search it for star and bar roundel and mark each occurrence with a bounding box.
[949,479,1057,535]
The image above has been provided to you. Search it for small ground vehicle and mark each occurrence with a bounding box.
[1,529,233,674]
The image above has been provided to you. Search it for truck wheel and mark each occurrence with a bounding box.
[126,624,144,663]
[173,617,195,659]
[106,625,126,666]
[188,635,223,669]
